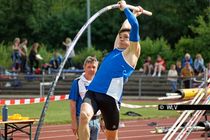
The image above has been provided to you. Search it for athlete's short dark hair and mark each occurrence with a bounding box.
[118,28,130,34]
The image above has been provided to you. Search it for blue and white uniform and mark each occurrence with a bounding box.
[69,73,92,116]
[88,49,134,102]
[83,7,140,131]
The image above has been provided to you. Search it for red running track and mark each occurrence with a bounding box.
[4,118,206,140]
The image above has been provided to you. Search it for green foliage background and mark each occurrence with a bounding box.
[0,0,209,70]
[139,37,173,68]
[72,47,106,68]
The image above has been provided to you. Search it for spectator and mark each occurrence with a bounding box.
[42,50,63,72]
[181,53,193,68]
[19,38,28,73]
[11,37,21,72]
[181,62,194,88]
[63,37,75,69]
[49,50,63,69]
[69,56,100,140]
[176,60,182,88]
[167,64,178,92]
[207,62,210,78]
[152,55,166,77]
[194,53,205,76]
[29,43,42,74]
[0,66,11,79]
[142,56,153,76]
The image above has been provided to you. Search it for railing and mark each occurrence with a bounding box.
[0,70,205,99]
[163,69,210,140]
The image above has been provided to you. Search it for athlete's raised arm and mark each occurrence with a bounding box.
[118,1,142,67]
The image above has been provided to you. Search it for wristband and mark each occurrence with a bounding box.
[124,8,140,41]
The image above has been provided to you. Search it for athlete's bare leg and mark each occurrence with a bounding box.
[78,103,94,140]
[106,129,118,140]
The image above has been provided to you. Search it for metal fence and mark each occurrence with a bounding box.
[0,70,207,99]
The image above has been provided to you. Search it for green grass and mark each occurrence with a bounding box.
[1,100,179,125]
[120,101,179,120]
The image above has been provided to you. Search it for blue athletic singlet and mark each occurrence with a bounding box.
[88,49,134,102]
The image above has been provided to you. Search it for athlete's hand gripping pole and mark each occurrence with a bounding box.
[126,5,152,16]
[117,1,152,16]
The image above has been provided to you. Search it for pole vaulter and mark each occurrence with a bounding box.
[34,2,152,140]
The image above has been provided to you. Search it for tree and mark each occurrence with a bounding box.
[137,37,173,69]
[0,0,209,52]
[175,7,210,63]
[138,0,209,47]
